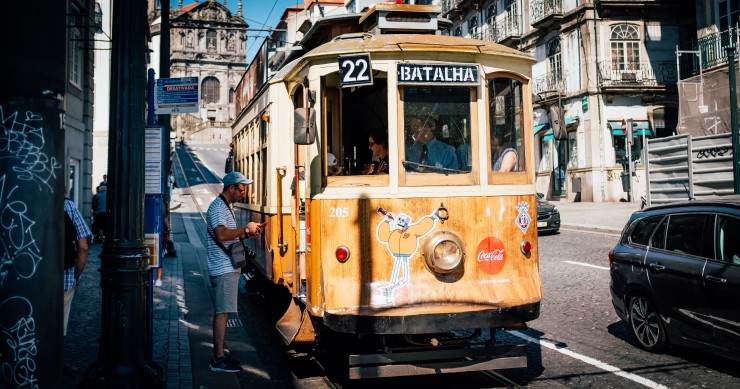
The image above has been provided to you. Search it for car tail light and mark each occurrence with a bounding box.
[335,246,350,263]
[608,249,614,267]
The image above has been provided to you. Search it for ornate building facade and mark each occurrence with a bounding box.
[163,0,248,142]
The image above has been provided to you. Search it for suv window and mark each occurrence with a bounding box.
[629,216,663,246]
[717,215,740,264]
[665,213,714,258]
[651,217,667,250]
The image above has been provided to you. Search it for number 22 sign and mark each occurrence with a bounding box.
[338,54,373,88]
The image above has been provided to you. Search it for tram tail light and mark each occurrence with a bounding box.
[520,240,531,255]
[335,246,350,263]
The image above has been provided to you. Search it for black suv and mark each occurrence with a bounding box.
[609,196,740,361]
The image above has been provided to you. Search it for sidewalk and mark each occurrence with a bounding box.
[63,193,240,388]
[551,199,641,234]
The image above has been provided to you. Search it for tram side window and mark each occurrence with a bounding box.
[403,86,472,174]
[489,77,524,173]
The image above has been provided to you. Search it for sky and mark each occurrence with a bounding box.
[176,0,303,64]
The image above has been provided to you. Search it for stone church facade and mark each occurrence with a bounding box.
[167,0,248,142]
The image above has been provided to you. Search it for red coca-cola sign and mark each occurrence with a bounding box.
[475,237,506,275]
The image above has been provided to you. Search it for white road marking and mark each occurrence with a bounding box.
[563,260,610,270]
[196,197,203,206]
[507,330,670,389]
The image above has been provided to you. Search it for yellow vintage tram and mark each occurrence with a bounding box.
[231,4,541,378]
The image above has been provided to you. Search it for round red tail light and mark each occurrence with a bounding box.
[520,240,531,255]
[335,246,350,263]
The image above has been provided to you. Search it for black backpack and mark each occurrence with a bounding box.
[64,211,78,269]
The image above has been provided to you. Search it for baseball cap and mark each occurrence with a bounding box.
[327,153,338,167]
[223,172,253,187]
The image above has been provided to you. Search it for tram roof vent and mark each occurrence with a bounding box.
[359,4,441,35]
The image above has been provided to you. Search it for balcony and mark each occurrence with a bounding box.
[530,0,563,29]
[440,0,470,19]
[495,13,521,46]
[532,72,565,95]
[680,28,740,77]
[597,61,677,91]
[472,24,496,42]
[594,0,659,16]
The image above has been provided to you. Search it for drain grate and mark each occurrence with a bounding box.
[227,318,243,328]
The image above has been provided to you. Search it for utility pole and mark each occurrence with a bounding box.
[729,47,740,194]
[82,0,164,386]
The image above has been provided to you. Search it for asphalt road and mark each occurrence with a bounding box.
[503,229,740,388]
[187,146,740,388]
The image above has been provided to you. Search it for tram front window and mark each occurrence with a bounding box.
[403,86,472,174]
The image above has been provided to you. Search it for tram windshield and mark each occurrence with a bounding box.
[402,86,472,174]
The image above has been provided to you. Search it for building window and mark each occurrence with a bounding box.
[229,88,235,104]
[468,16,478,36]
[487,4,496,22]
[610,24,641,71]
[69,4,82,87]
[454,26,462,37]
[202,77,220,104]
[206,29,217,52]
[719,0,740,32]
[546,37,562,84]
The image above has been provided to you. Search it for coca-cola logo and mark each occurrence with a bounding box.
[475,237,506,275]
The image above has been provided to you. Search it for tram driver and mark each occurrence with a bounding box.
[405,115,459,173]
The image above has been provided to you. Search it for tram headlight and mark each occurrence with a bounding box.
[422,231,465,275]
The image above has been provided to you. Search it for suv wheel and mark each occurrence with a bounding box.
[628,295,667,352]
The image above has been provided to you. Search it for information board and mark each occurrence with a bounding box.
[155,76,199,114]
[145,126,163,195]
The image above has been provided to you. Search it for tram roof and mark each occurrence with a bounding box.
[273,33,535,82]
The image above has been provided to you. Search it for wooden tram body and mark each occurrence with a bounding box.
[230,4,542,378]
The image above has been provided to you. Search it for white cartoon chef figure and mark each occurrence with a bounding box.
[375,208,437,300]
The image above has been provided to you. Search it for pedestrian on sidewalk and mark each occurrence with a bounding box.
[205,172,264,373]
[63,198,92,373]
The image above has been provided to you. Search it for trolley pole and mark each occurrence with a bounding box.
[81,0,164,386]
[729,47,740,194]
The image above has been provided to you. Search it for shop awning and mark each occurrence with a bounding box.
[534,123,550,135]
[543,129,554,141]
[565,116,579,126]
[608,121,653,137]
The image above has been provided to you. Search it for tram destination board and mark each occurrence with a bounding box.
[155,76,199,114]
[397,63,479,85]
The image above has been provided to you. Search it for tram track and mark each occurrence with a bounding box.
[173,144,527,388]
[172,142,221,223]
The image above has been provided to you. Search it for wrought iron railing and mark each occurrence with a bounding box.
[687,27,740,73]
[440,0,463,15]
[472,24,497,42]
[532,72,565,94]
[494,13,521,42]
[597,60,677,87]
[530,0,563,25]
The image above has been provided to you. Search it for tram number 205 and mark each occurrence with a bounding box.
[329,207,350,218]
[338,54,373,87]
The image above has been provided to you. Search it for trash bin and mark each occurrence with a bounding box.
[620,171,630,192]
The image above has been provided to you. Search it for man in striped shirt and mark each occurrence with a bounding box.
[205,172,263,373]
[63,198,91,373]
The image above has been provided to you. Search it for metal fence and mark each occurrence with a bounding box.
[646,133,734,206]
